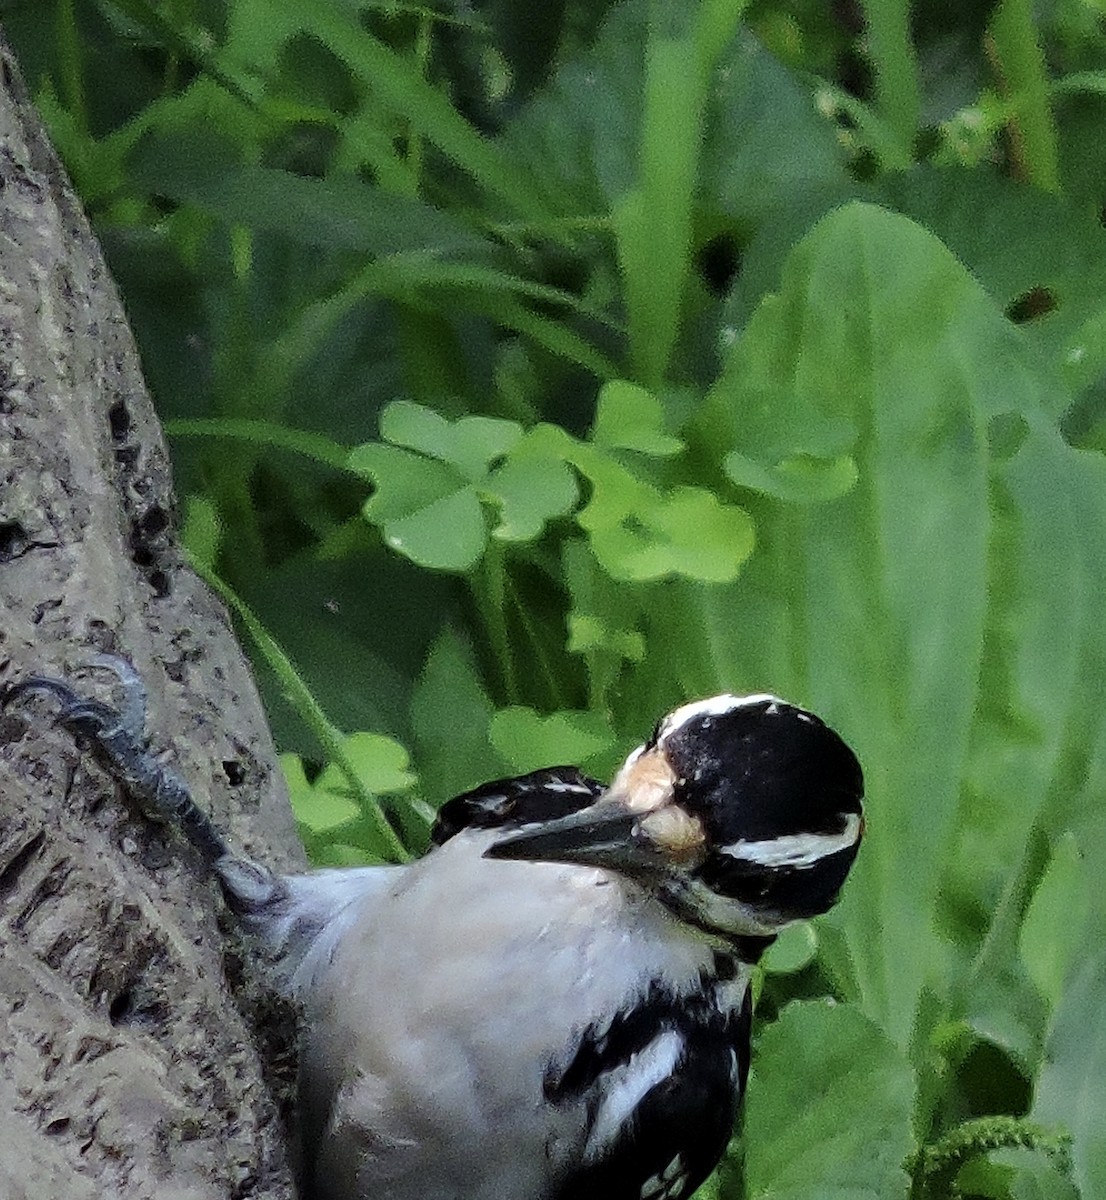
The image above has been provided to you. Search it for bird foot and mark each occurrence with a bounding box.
[3,655,229,864]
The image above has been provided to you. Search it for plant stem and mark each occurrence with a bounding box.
[987,0,1061,193]
[859,0,920,169]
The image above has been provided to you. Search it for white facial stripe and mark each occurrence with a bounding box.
[658,692,786,744]
[721,812,863,868]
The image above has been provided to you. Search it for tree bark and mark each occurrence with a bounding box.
[0,31,305,1200]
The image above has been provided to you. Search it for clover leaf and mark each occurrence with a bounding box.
[350,404,579,570]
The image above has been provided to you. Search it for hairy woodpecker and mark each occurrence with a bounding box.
[4,660,864,1200]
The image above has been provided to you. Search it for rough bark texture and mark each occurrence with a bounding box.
[0,33,306,1200]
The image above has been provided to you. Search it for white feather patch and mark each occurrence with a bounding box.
[721,812,863,868]
[584,1030,684,1160]
[659,693,784,743]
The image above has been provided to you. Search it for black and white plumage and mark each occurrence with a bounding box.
[3,665,864,1200]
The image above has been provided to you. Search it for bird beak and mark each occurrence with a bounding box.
[483,747,705,876]
[483,801,666,875]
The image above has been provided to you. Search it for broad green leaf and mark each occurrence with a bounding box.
[353,407,584,567]
[960,431,1106,1066]
[350,443,465,521]
[489,707,616,774]
[743,1000,914,1199]
[763,921,818,975]
[963,959,1050,1075]
[282,751,357,835]
[292,785,359,835]
[502,4,846,238]
[566,614,646,663]
[283,736,414,839]
[704,28,850,226]
[880,169,1106,406]
[376,486,486,572]
[710,201,1038,1043]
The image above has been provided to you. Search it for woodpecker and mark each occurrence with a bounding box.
[4,660,864,1200]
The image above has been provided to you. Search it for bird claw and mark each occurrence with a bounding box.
[3,656,230,865]
[3,654,150,768]
[3,653,148,739]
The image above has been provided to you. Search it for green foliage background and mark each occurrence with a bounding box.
[7,0,1106,1195]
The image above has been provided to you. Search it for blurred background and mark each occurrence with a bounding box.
[4,1,1105,1196]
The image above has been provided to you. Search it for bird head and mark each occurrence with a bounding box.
[484,694,864,941]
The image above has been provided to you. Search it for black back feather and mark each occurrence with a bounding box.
[431,767,605,846]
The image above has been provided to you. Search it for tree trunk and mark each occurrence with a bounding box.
[0,31,305,1200]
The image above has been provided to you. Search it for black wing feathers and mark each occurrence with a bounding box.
[553,982,752,1200]
[431,766,605,845]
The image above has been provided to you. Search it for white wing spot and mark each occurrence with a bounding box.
[585,1031,684,1162]
[661,1154,685,1182]
[640,1158,687,1200]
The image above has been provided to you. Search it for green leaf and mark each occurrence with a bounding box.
[223,0,552,221]
[352,406,584,568]
[763,921,818,975]
[411,629,504,804]
[577,458,754,584]
[1033,943,1106,1196]
[703,30,850,225]
[1018,832,1090,1016]
[880,169,1106,404]
[377,486,486,573]
[291,782,359,835]
[381,402,523,481]
[710,201,1036,1043]
[916,1117,1077,1200]
[958,1147,1080,1200]
[591,380,684,456]
[166,417,351,471]
[488,455,579,542]
[284,732,414,837]
[723,450,858,503]
[128,130,489,258]
[743,1000,914,1199]
[350,443,485,572]
[566,614,646,663]
[489,707,616,774]
[316,732,415,797]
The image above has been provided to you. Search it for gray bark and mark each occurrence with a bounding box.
[0,31,305,1200]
